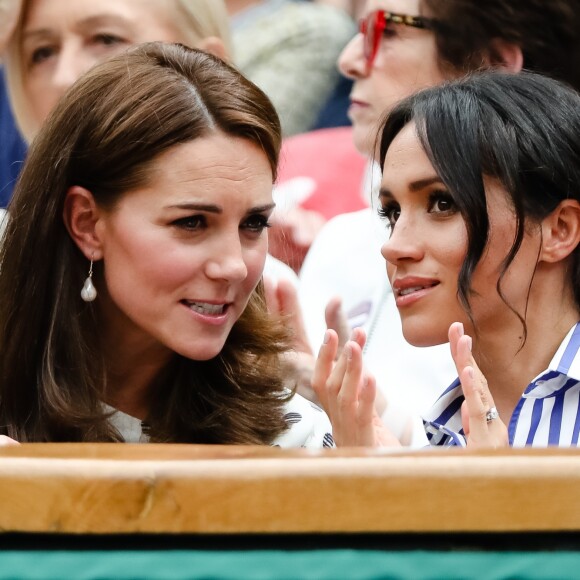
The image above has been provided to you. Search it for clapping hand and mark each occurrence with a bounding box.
[448,322,509,449]
[312,328,400,447]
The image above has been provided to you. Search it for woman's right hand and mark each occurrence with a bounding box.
[0,435,20,446]
[312,328,400,447]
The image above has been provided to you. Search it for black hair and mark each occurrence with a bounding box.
[378,71,580,332]
[421,0,580,92]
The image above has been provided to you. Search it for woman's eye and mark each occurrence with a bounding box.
[428,192,457,215]
[242,214,271,234]
[93,33,125,47]
[172,215,206,231]
[30,46,55,65]
[378,204,400,229]
[382,26,398,39]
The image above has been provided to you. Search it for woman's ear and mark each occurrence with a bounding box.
[540,200,580,264]
[62,186,104,260]
[197,36,228,61]
[487,39,524,73]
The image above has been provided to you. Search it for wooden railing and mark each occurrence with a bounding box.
[1,445,579,534]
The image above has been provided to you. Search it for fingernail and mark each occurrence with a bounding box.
[466,336,472,352]
[345,344,353,360]
[323,330,330,345]
[468,367,474,379]
[458,323,464,337]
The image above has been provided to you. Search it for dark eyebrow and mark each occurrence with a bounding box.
[379,176,445,201]
[166,202,276,214]
[247,203,276,214]
[409,176,445,192]
[378,188,394,202]
[166,203,222,213]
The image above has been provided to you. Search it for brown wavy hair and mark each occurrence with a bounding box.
[0,42,292,443]
[421,0,580,91]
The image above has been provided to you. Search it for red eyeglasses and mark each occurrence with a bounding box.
[359,10,435,70]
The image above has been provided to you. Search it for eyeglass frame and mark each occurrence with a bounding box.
[358,10,437,71]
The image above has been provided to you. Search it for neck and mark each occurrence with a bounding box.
[471,271,579,421]
[102,335,173,421]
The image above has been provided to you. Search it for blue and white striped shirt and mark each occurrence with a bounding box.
[423,323,580,447]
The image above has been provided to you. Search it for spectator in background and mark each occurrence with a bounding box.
[3,0,231,142]
[225,0,355,136]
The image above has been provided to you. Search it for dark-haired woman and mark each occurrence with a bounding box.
[314,71,580,448]
[0,42,333,447]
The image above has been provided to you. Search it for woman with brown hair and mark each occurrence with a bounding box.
[0,42,333,446]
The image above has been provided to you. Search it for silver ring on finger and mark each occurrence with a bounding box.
[485,406,499,422]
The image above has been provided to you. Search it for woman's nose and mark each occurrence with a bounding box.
[381,219,424,266]
[338,33,368,80]
[51,44,91,92]
[204,238,248,282]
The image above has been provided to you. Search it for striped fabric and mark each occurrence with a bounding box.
[422,323,580,448]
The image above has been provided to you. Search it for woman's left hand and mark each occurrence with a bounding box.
[448,322,509,449]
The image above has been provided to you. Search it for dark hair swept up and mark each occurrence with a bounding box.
[421,0,580,92]
[0,42,291,443]
[378,71,580,332]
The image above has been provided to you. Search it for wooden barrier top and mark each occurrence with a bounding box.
[1,444,579,534]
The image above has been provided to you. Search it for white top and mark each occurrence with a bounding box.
[299,207,457,446]
[106,393,334,448]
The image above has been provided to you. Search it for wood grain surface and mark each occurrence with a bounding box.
[0,445,578,534]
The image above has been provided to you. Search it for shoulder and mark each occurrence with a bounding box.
[273,393,334,449]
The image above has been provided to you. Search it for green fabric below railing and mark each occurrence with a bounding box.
[0,549,579,580]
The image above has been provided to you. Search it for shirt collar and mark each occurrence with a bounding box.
[423,322,580,425]
[524,322,580,398]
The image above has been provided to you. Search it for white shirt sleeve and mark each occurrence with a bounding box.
[272,393,334,448]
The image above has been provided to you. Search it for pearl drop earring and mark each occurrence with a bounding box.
[81,259,97,302]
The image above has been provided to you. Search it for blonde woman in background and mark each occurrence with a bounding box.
[2,0,230,141]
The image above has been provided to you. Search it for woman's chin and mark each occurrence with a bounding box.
[175,342,227,362]
[401,324,450,348]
